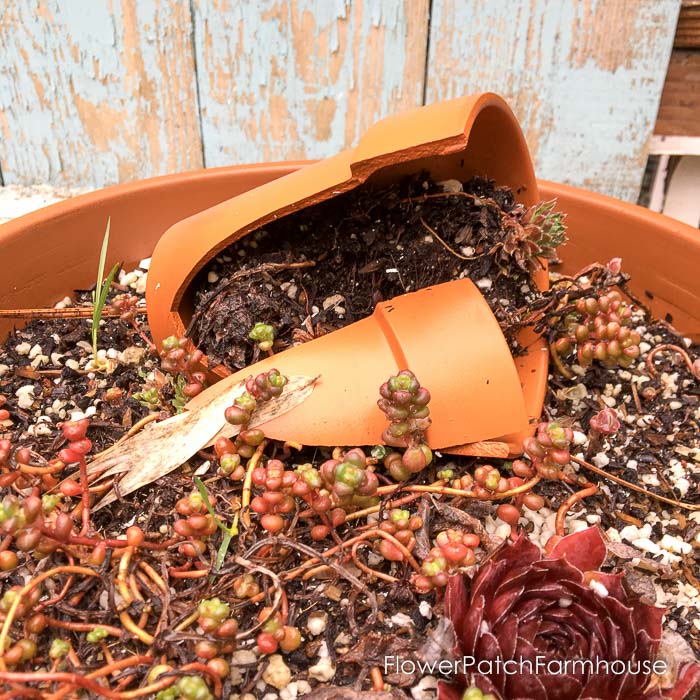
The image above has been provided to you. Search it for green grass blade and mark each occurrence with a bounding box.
[93,217,110,305]
[92,218,111,352]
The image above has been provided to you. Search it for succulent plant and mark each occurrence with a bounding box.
[412,529,480,593]
[111,293,141,322]
[248,322,275,352]
[256,607,302,655]
[440,527,700,700]
[522,199,567,260]
[156,675,213,700]
[232,573,260,599]
[197,597,238,639]
[378,370,433,479]
[523,421,574,480]
[224,369,287,426]
[554,289,641,370]
[589,406,621,435]
[174,492,218,557]
[376,508,423,561]
[159,336,206,399]
[319,448,379,510]
[491,198,567,274]
[250,459,297,534]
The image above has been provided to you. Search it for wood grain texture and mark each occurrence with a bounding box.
[655,50,700,137]
[425,0,680,201]
[0,0,202,187]
[191,0,429,166]
[675,0,700,48]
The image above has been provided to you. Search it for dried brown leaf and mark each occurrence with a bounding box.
[88,374,316,510]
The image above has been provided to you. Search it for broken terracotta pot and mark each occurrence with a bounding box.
[146,93,548,457]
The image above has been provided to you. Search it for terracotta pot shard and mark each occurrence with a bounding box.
[147,93,549,457]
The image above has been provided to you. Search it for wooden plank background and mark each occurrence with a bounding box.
[426,0,680,200]
[0,0,202,186]
[0,0,681,202]
[654,50,700,137]
[192,0,429,164]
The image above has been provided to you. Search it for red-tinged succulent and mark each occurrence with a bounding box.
[378,370,433,479]
[376,508,423,561]
[224,369,287,428]
[589,406,621,436]
[440,527,700,700]
[523,421,573,480]
[554,289,641,370]
[250,459,297,533]
[111,293,140,322]
[319,448,379,510]
[174,492,218,556]
[0,394,11,425]
[256,607,302,655]
[413,529,480,593]
[159,335,206,399]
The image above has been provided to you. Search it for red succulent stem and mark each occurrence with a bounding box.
[555,482,599,536]
[646,342,699,378]
[129,319,156,352]
[39,526,179,551]
[77,456,90,536]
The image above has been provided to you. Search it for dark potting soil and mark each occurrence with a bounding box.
[189,176,544,371]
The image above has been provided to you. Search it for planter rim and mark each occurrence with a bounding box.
[3,161,697,455]
[0,161,312,237]
[538,178,698,243]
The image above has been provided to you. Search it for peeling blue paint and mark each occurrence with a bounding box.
[0,0,680,199]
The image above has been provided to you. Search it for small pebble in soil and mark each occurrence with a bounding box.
[262,654,292,691]
[308,642,336,682]
[306,611,327,636]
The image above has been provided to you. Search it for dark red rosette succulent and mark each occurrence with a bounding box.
[440,527,700,700]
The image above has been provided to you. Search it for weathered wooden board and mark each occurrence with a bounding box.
[675,0,700,49]
[191,0,430,166]
[0,0,203,187]
[655,50,700,137]
[425,0,681,202]
[0,0,680,200]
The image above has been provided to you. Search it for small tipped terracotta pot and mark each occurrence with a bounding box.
[185,278,537,455]
[146,93,549,456]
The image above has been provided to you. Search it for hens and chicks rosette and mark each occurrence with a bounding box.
[439,527,700,700]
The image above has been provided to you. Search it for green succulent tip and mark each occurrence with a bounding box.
[86,626,109,643]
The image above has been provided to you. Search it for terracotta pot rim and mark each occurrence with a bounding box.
[0,161,312,238]
[1,160,699,453]
[538,178,699,244]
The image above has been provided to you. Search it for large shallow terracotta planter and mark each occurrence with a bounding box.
[1,160,698,427]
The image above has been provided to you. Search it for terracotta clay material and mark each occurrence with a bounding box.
[185,278,532,453]
[0,163,302,342]
[146,93,549,457]
[2,164,699,451]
